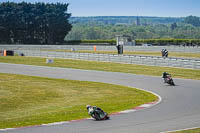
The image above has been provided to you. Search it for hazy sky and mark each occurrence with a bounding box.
[1,0,200,17]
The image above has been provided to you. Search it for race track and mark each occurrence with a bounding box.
[0,63,200,133]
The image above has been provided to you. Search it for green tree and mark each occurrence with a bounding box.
[171,22,177,30]
[184,15,200,27]
[0,2,72,44]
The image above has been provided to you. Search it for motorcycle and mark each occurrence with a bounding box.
[164,75,175,86]
[87,106,110,120]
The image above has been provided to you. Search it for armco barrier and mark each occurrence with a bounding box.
[1,45,200,53]
[14,50,200,69]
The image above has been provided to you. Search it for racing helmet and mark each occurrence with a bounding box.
[86,105,91,110]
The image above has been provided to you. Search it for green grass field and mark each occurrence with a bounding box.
[0,73,157,129]
[0,56,200,80]
[46,50,200,58]
[171,128,200,133]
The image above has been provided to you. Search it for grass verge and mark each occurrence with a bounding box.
[171,128,200,133]
[0,73,157,129]
[0,56,200,80]
[46,50,200,58]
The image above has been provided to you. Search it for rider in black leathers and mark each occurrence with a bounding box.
[162,72,170,83]
[162,72,175,86]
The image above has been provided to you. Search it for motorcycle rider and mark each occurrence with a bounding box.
[162,72,170,83]
[86,105,109,120]
[162,72,175,86]
[161,49,168,58]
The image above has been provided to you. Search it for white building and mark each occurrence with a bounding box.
[116,35,135,46]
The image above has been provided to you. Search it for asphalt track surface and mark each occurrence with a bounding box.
[0,63,200,133]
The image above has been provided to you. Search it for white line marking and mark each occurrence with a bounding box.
[0,128,16,131]
[42,121,70,126]
[161,126,200,133]
[139,104,152,108]
[120,109,136,114]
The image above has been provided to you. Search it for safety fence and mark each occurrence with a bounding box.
[14,50,200,69]
[1,45,200,53]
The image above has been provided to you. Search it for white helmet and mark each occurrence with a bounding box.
[86,105,91,110]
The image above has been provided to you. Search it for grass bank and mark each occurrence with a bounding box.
[0,73,157,129]
[0,56,200,80]
[171,128,200,133]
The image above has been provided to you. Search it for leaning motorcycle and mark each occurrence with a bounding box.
[164,75,175,86]
[88,106,110,120]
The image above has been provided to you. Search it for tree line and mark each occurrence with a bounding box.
[70,16,184,25]
[65,16,200,41]
[0,2,72,44]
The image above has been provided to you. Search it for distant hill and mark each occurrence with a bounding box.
[70,16,184,25]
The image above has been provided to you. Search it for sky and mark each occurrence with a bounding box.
[1,0,200,17]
